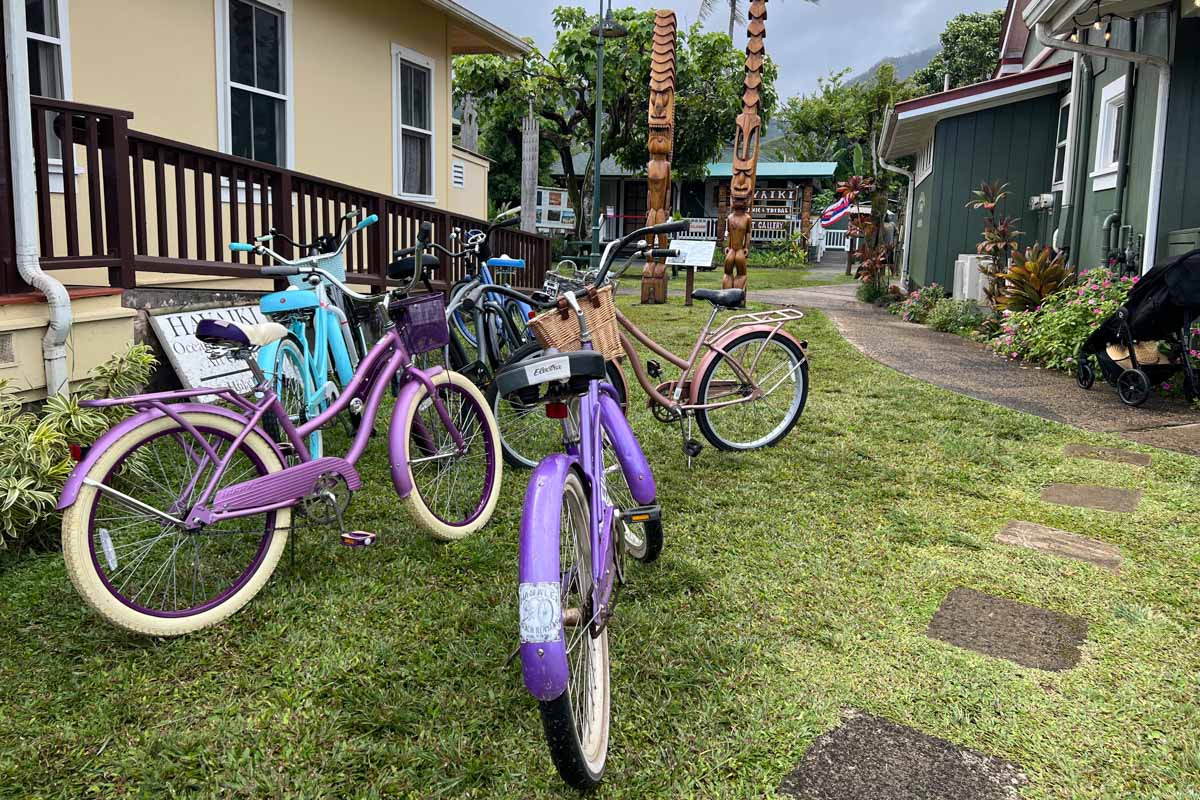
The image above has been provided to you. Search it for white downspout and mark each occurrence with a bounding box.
[4,0,71,395]
[1034,19,1170,273]
[877,132,915,291]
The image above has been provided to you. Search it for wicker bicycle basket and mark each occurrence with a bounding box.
[528,284,623,361]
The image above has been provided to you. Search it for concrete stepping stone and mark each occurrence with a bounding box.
[1041,483,1142,513]
[996,521,1122,574]
[1062,443,1151,467]
[779,709,1027,799]
[926,588,1087,672]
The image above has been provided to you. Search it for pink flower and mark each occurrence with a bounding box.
[1011,352,1019,359]
[1066,357,1074,364]
[1132,276,1140,284]
[1078,289,1086,296]
[1190,349,1199,358]
[1162,382,1172,391]
[1093,308,1103,314]
[1102,281,1111,288]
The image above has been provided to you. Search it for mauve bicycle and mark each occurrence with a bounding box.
[500,220,684,789]
[57,245,501,637]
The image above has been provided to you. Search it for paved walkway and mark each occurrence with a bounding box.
[756,283,1200,456]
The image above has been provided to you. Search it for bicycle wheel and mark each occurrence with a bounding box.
[539,471,610,790]
[61,411,290,637]
[269,334,322,461]
[396,370,502,540]
[488,341,564,469]
[601,426,662,564]
[694,331,808,451]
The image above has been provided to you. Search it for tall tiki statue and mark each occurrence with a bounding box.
[640,10,678,305]
[723,0,767,297]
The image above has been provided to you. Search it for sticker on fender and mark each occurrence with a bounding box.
[519,582,563,643]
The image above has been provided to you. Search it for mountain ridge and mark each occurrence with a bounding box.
[849,44,939,85]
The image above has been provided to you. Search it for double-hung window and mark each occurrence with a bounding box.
[1052,93,1072,190]
[221,0,290,166]
[26,0,72,161]
[393,45,435,201]
[1092,77,1125,191]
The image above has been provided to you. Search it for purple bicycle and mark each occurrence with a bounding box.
[56,246,502,637]
[500,220,687,789]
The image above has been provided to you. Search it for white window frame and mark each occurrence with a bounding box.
[26,0,79,193]
[1052,92,1072,192]
[392,44,437,204]
[1091,77,1125,192]
[214,0,295,168]
[914,138,934,185]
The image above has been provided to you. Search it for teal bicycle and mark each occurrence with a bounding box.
[255,212,380,459]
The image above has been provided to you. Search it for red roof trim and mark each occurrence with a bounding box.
[895,62,1072,115]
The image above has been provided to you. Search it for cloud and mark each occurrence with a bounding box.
[454,0,1006,97]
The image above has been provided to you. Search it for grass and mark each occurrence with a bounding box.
[685,264,857,291]
[2,296,1200,798]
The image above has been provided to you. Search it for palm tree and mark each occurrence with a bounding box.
[698,1,812,40]
[698,0,743,39]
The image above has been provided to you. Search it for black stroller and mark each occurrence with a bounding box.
[1077,248,1200,407]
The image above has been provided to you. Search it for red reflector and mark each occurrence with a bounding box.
[527,310,537,320]
[545,402,569,419]
[69,444,84,462]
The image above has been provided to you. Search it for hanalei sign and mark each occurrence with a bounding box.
[149,304,270,398]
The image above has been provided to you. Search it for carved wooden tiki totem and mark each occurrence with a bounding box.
[640,10,678,305]
[723,0,767,297]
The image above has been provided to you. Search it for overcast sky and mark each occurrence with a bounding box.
[456,0,1006,98]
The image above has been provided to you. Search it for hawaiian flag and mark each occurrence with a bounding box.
[820,196,853,227]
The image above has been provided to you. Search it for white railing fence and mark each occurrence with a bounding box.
[824,229,850,251]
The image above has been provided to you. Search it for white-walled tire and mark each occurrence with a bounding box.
[61,411,290,637]
[397,371,502,541]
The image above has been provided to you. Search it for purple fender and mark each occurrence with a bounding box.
[689,325,807,406]
[57,404,282,510]
[599,393,655,506]
[518,454,576,702]
[388,367,446,500]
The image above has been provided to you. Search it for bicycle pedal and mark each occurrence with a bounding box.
[620,505,661,524]
[683,439,704,458]
[646,359,662,379]
[340,531,377,548]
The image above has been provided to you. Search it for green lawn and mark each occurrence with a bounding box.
[686,265,857,291]
[2,297,1199,798]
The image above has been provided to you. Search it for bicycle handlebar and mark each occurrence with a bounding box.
[594,220,688,287]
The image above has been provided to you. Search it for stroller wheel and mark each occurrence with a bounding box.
[1117,368,1151,407]
[1076,360,1095,390]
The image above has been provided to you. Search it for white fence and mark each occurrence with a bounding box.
[824,229,850,251]
[676,217,805,244]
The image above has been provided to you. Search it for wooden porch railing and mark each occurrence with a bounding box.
[27,96,551,292]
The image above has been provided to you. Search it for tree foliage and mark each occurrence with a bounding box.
[911,10,1005,94]
[454,6,777,235]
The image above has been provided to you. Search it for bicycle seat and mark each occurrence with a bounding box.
[487,257,525,270]
[196,319,288,348]
[691,288,745,308]
[494,350,606,399]
[260,287,320,314]
[389,254,440,281]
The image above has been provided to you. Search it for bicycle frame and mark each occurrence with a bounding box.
[613,304,807,413]
[58,328,467,525]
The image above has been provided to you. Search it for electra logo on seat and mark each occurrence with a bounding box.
[525,357,570,384]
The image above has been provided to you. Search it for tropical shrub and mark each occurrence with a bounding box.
[990,268,1134,369]
[927,298,985,333]
[890,283,947,324]
[0,344,156,550]
[1000,245,1073,313]
[967,181,1022,306]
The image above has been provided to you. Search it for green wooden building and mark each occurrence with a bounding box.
[882,0,1200,289]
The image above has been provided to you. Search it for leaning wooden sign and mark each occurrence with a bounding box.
[149,305,270,396]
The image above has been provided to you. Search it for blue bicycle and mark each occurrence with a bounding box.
[252,212,379,459]
[446,220,536,365]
